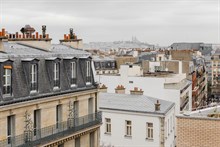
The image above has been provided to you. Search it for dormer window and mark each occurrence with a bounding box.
[71,62,77,86]
[86,61,91,84]
[30,64,38,92]
[54,62,60,88]
[3,66,12,96]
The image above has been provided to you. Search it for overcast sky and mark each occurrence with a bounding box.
[0,0,219,46]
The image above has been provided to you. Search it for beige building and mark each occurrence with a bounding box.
[176,106,220,147]
[0,26,101,147]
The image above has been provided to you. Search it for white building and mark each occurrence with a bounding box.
[99,92,175,147]
[97,64,192,114]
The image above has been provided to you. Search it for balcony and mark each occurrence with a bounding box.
[0,112,102,147]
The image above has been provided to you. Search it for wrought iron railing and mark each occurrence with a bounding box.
[0,112,102,147]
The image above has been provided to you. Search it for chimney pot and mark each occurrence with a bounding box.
[16,32,19,38]
[36,32,39,39]
[155,100,161,111]
[2,28,5,36]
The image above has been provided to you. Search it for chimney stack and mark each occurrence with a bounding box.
[115,85,125,94]
[0,28,7,52]
[155,100,161,111]
[59,28,83,49]
[99,84,108,93]
[8,25,52,52]
[130,87,143,95]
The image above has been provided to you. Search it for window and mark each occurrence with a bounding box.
[90,132,95,147]
[3,68,12,96]
[125,120,132,136]
[105,118,111,133]
[30,64,38,92]
[71,62,77,86]
[56,105,62,129]
[86,61,91,83]
[147,123,153,139]
[170,116,172,132]
[54,63,60,88]
[34,109,41,137]
[7,115,15,145]
[168,119,170,136]
[75,137,80,147]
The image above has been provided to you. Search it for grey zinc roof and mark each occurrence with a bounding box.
[99,93,174,115]
[0,42,90,58]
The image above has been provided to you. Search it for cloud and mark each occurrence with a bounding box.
[0,0,219,45]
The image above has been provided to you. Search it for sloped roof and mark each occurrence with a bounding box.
[0,42,90,59]
[99,93,174,115]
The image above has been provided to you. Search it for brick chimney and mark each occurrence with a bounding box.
[115,85,125,94]
[155,100,161,111]
[8,25,52,51]
[99,84,108,93]
[60,28,83,49]
[0,28,7,52]
[130,87,144,95]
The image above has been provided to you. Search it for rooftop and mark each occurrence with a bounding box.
[178,105,220,120]
[99,93,174,115]
[0,42,90,58]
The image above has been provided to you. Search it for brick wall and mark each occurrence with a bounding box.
[177,116,220,147]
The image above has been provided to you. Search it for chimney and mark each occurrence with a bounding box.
[0,28,7,52]
[115,85,125,94]
[155,100,161,111]
[130,87,143,95]
[99,84,108,93]
[8,25,52,52]
[59,28,83,49]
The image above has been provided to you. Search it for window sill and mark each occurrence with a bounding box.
[86,82,92,86]
[71,84,77,88]
[124,135,132,138]
[146,138,154,141]
[53,87,60,91]
[104,132,111,135]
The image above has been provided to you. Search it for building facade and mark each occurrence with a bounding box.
[99,92,175,147]
[97,64,192,114]
[176,106,220,147]
[0,26,101,147]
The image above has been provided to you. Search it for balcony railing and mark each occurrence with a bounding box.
[0,112,102,147]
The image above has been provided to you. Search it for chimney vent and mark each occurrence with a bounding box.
[155,100,161,111]
[42,25,46,38]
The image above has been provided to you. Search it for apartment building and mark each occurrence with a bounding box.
[176,105,220,147]
[92,56,117,77]
[0,26,101,147]
[211,49,220,94]
[97,64,192,114]
[141,50,207,110]
[99,92,175,147]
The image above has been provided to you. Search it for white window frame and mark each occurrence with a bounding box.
[146,122,153,140]
[86,61,91,85]
[54,63,60,88]
[3,68,12,96]
[125,120,132,137]
[71,62,77,87]
[30,64,37,92]
[105,118,111,134]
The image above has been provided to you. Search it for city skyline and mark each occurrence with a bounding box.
[0,0,219,46]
